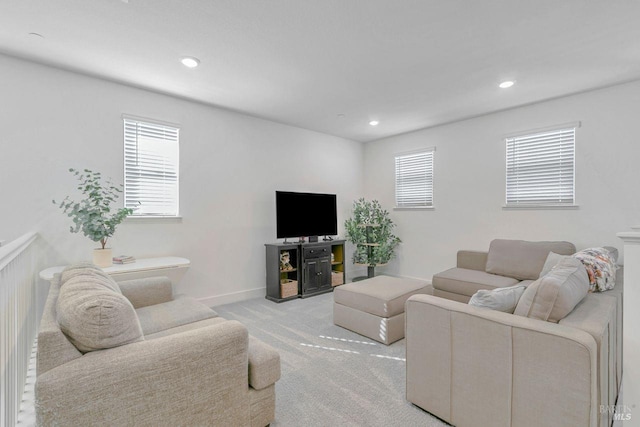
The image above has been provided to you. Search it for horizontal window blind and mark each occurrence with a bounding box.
[506,127,575,206]
[124,118,179,216]
[395,149,434,208]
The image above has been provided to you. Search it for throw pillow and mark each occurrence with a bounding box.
[513,257,589,323]
[538,252,572,278]
[57,273,144,353]
[572,247,617,292]
[468,284,528,313]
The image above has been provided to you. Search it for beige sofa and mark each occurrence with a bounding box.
[407,241,623,427]
[432,239,577,302]
[36,269,280,426]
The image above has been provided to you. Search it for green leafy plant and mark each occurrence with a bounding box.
[344,198,401,266]
[53,168,134,249]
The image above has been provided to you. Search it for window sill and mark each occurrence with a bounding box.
[502,205,579,211]
[394,206,435,211]
[125,216,183,223]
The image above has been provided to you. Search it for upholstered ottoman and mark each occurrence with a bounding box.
[333,275,431,344]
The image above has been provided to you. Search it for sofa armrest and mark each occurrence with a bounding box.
[118,276,173,308]
[405,294,598,427]
[248,336,281,390]
[36,320,251,426]
[456,250,488,271]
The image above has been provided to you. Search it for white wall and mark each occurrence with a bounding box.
[0,54,364,304]
[364,81,640,281]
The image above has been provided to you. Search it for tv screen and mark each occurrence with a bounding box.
[276,191,337,238]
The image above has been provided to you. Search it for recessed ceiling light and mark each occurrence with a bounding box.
[369,120,379,126]
[499,80,515,89]
[28,32,44,39]
[180,57,200,68]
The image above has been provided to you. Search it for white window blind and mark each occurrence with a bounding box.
[123,117,179,216]
[395,149,434,208]
[506,126,575,206]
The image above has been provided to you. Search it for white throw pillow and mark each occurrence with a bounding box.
[468,284,528,313]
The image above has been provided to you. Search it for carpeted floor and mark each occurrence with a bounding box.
[214,293,447,427]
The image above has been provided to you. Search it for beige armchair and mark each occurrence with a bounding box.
[36,268,279,426]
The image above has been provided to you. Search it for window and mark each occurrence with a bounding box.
[123,116,180,216]
[395,148,434,208]
[505,124,577,207]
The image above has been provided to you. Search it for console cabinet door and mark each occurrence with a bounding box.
[304,256,332,294]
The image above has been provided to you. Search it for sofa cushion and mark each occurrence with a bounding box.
[514,257,589,323]
[573,247,618,292]
[485,239,576,280]
[539,252,573,278]
[433,268,520,298]
[468,283,528,313]
[56,275,144,353]
[136,296,218,336]
[333,275,430,318]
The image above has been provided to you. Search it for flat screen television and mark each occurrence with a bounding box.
[276,191,337,239]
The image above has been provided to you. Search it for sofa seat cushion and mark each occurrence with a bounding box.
[333,275,430,318]
[136,296,218,336]
[433,268,520,298]
[57,274,144,353]
[485,239,576,280]
[514,257,589,323]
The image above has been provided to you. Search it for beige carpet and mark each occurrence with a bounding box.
[215,292,447,427]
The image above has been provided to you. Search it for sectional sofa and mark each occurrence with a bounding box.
[407,239,622,427]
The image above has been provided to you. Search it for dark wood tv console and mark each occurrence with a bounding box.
[265,240,346,302]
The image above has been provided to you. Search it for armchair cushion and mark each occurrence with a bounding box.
[119,276,173,308]
[135,296,218,336]
[56,274,144,352]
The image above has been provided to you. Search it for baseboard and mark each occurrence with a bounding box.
[199,287,265,307]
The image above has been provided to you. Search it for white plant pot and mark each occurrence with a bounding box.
[93,248,113,268]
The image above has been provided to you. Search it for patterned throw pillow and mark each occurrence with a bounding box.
[572,247,617,292]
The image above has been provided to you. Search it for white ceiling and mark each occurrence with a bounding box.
[1,0,640,142]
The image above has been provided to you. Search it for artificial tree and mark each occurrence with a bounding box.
[54,168,133,267]
[344,198,401,279]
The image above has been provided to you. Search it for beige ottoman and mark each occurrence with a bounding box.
[333,275,431,345]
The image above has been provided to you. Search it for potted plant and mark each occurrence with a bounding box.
[344,198,401,279]
[53,168,133,267]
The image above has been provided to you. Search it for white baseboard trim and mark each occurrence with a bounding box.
[199,287,265,307]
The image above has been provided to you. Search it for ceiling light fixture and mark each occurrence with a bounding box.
[369,120,379,126]
[181,57,200,68]
[499,80,515,89]
[28,32,44,38]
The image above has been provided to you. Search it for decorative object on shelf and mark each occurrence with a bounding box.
[280,251,293,271]
[344,198,401,280]
[113,255,136,264]
[53,168,134,268]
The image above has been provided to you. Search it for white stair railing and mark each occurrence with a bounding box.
[0,232,39,427]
